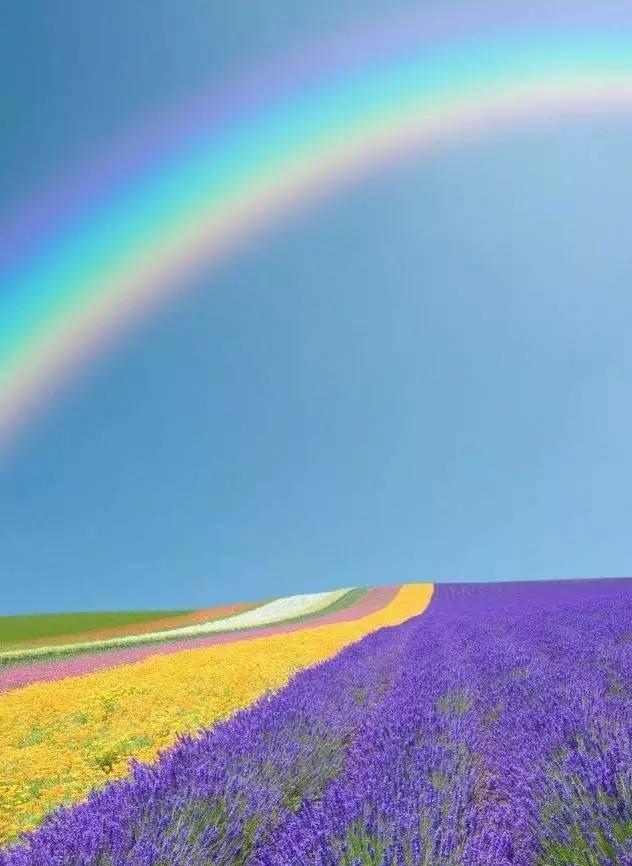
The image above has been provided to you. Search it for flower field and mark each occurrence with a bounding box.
[2,578,632,865]
[0,584,430,847]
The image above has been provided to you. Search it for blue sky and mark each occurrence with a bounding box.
[2,0,632,614]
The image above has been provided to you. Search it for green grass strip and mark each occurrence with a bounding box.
[0,609,192,648]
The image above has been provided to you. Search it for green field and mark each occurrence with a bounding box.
[0,609,192,647]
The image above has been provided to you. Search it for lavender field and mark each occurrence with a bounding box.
[3,579,632,866]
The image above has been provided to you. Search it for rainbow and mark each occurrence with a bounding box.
[2,5,632,447]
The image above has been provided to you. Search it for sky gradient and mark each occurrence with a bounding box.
[2,0,632,613]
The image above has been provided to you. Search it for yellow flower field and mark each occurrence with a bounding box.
[0,583,432,845]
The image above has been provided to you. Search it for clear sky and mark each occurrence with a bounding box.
[2,0,632,614]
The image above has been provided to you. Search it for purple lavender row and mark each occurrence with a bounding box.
[0,619,418,866]
[257,579,632,866]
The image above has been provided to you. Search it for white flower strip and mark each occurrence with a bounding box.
[0,588,353,661]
